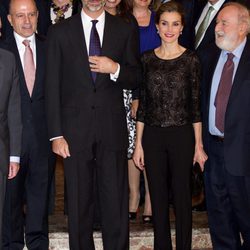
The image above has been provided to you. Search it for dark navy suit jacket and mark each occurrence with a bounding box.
[199,38,250,177]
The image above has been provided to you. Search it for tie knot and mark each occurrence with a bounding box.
[227,53,234,61]
[23,39,31,47]
[91,20,98,27]
[208,6,214,13]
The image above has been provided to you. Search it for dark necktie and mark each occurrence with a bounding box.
[89,20,101,81]
[23,39,36,96]
[214,53,235,133]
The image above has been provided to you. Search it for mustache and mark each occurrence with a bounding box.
[215,31,225,38]
[84,0,106,4]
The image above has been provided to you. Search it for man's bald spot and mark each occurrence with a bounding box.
[9,0,37,14]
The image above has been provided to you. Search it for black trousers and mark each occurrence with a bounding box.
[2,132,51,250]
[205,135,250,250]
[63,142,129,250]
[143,124,194,250]
[0,172,6,250]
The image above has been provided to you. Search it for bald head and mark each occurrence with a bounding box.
[9,0,37,14]
[8,0,38,38]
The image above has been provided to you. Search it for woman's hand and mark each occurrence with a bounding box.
[193,145,208,172]
[133,144,145,170]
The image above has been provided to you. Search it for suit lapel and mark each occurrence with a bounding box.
[96,12,114,85]
[100,12,113,58]
[32,35,44,98]
[229,39,250,102]
[67,14,93,85]
[207,47,221,105]
[8,37,30,98]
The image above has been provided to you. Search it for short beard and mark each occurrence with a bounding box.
[215,31,231,51]
[83,0,105,12]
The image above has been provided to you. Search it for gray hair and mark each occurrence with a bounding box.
[223,2,250,34]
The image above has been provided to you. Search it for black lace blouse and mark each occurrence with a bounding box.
[137,49,201,127]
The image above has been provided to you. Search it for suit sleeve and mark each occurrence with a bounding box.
[8,54,22,157]
[117,24,142,90]
[45,26,63,139]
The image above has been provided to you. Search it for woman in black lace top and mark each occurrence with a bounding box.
[133,2,207,249]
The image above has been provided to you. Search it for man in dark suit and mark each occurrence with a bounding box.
[194,0,250,51]
[1,0,51,36]
[45,0,140,248]
[0,48,22,250]
[200,2,250,249]
[0,0,53,249]
[192,0,246,212]
[194,0,228,51]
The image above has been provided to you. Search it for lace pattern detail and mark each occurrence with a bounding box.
[137,49,201,127]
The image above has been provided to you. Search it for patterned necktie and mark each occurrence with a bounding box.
[23,39,36,96]
[214,53,235,133]
[195,6,214,48]
[89,20,101,81]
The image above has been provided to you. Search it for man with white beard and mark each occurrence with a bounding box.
[199,2,250,249]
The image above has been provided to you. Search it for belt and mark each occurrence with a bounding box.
[209,134,224,142]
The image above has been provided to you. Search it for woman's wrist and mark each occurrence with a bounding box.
[135,141,142,147]
[195,143,204,150]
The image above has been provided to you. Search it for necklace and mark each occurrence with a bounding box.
[51,0,73,23]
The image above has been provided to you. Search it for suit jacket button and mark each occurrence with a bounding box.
[91,106,95,110]
[93,88,96,93]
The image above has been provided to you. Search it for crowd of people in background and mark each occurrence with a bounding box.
[0,0,250,249]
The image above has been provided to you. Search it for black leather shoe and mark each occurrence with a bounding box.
[129,212,137,221]
[93,223,101,231]
[192,201,206,212]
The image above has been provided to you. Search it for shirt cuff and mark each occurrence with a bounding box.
[110,63,120,82]
[50,136,63,141]
[10,156,20,163]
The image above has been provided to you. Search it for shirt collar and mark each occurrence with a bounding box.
[207,0,226,11]
[81,8,105,25]
[14,31,35,48]
[221,37,247,60]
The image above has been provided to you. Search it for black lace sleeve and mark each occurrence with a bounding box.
[190,53,201,123]
[137,53,147,123]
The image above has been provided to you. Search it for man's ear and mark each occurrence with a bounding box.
[7,14,13,27]
[239,22,248,36]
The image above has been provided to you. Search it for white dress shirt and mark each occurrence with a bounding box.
[81,9,105,53]
[81,9,120,81]
[9,32,37,163]
[195,0,225,48]
[14,32,36,68]
[209,38,247,136]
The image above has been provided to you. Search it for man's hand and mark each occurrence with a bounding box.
[52,137,71,158]
[89,56,118,74]
[8,162,20,179]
